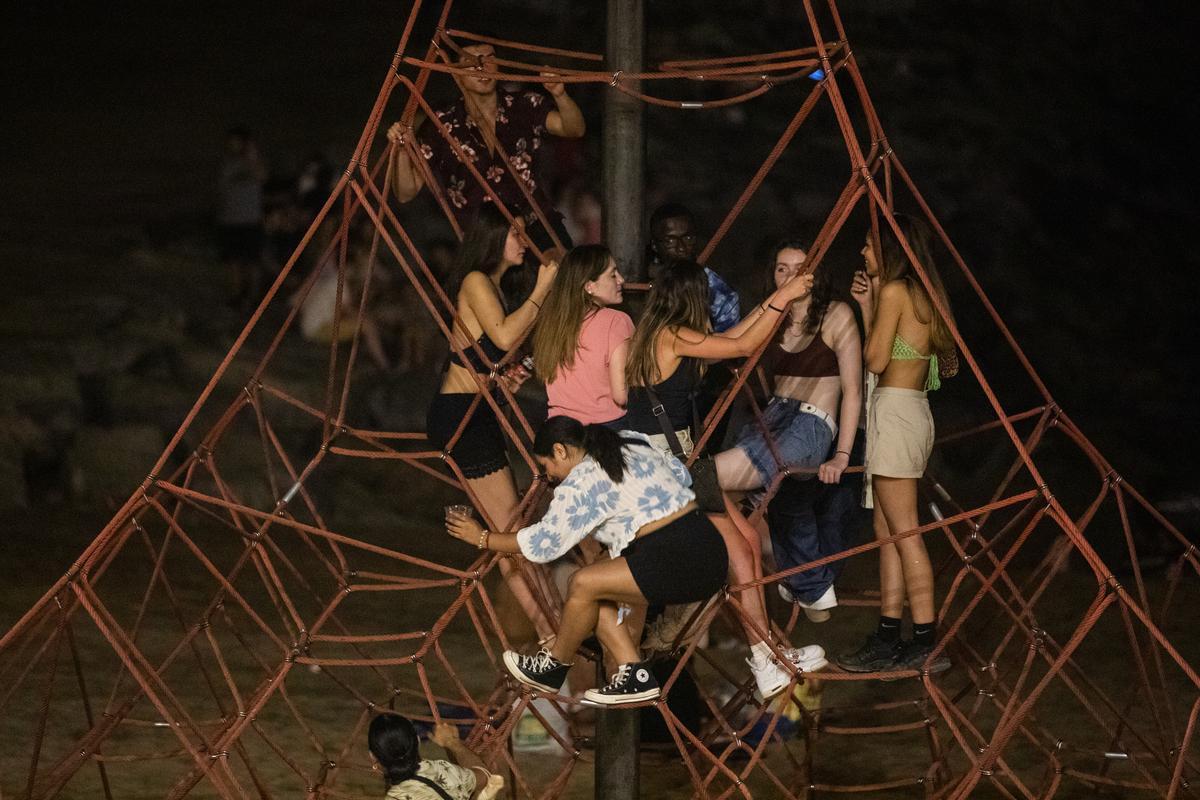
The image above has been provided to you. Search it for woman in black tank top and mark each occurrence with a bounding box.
[625,260,827,699]
[424,205,559,639]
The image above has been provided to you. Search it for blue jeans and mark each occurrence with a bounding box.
[733,397,834,487]
[766,428,867,603]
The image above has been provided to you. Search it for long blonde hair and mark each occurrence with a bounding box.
[532,245,612,383]
[626,260,711,387]
[879,214,956,353]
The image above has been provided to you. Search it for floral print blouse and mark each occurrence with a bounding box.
[418,90,555,225]
[516,432,696,563]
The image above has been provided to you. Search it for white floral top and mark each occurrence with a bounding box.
[516,432,695,563]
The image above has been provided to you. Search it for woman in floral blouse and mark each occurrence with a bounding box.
[446,416,726,706]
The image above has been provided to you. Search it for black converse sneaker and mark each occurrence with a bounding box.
[502,648,571,693]
[583,662,660,706]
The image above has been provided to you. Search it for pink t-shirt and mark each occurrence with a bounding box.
[546,307,635,424]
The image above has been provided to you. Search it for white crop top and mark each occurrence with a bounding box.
[516,431,695,563]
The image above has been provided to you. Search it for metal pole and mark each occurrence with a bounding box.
[603,0,646,281]
[597,1,643,798]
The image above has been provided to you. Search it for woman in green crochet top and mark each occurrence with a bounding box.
[837,213,957,676]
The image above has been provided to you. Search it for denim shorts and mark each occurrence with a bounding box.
[733,398,835,487]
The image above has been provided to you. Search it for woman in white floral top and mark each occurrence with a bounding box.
[447,416,728,706]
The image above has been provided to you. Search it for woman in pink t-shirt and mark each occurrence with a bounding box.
[532,245,633,426]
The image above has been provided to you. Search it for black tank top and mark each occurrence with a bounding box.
[623,357,699,433]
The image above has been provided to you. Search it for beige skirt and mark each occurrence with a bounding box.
[866,386,934,479]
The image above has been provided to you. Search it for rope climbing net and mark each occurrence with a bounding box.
[2,1,1197,798]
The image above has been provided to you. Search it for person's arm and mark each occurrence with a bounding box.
[429,724,493,800]
[607,312,635,407]
[709,272,742,333]
[817,304,863,484]
[447,474,608,563]
[863,281,905,375]
[672,272,813,360]
[386,122,425,202]
[542,73,585,138]
[461,261,557,350]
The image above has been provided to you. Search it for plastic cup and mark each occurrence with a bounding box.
[445,504,473,520]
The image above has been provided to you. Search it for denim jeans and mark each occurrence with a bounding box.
[766,428,867,603]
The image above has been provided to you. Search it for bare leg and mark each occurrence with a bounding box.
[595,602,643,666]
[467,468,555,639]
[873,501,906,618]
[715,447,765,492]
[873,476,934,624]
[708,513,771,645]
[549,559,645,664]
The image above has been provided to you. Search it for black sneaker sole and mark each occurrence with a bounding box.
[878,656,952,682]
[834,656,899,673]
[502,651,564,693]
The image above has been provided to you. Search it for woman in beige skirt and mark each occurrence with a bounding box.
[838,214,957,675]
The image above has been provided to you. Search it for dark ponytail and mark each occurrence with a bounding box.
[368,713,420,787]
[533,416,637,483]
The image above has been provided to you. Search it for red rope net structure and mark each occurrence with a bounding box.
[3,1,1197,798]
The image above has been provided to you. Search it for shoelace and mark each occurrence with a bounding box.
[604,664,632,690]
[521,648,557,672]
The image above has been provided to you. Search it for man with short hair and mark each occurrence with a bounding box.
[647,203,740,332]
[387,43,585,248]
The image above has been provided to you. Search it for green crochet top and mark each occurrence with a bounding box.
[891,334,940,391]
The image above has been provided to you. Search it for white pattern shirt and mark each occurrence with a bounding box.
[385,760,476,800]
[516,432,695,563]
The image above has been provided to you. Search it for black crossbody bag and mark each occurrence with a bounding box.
[410,774,455,800]
[643,385,725,513]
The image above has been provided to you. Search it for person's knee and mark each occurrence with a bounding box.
[566,568,598,600]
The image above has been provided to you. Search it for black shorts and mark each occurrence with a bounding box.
[622,510,728,606]
[425,393,509,479]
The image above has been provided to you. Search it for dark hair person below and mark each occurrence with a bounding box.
[836,214,956,676]
[621,261,828,701]
[447,417,729,706]
[386,42,584,246]
[532,244,633,427]
[717,241,863,622]
[368,713,502,800]
[424,205,559,640]
[647,203,740,332]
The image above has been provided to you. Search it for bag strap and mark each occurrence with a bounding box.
[643,385,688,459]
[410,773,455,800]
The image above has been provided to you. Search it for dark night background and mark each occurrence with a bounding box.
[2,1,1197,524]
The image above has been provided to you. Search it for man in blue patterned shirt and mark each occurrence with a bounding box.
[647,203,741,332]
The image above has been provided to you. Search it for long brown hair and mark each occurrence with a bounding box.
[626,260,711,388]
[532,245,612,383]
[878,214,956,353]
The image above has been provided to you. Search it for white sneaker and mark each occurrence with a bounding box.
[747,652,791,701]
[782,644,828,673]
[795,585,837,623]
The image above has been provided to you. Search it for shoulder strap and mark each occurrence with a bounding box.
[410,773,455,800]
[643,385,688,459]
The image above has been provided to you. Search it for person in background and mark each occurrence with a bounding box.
[532,244,632,428]
[838,214,956,676]
[368,713,502,800]
[386,42,585,249]
[646,203,740,333]
[217,126,267,311]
